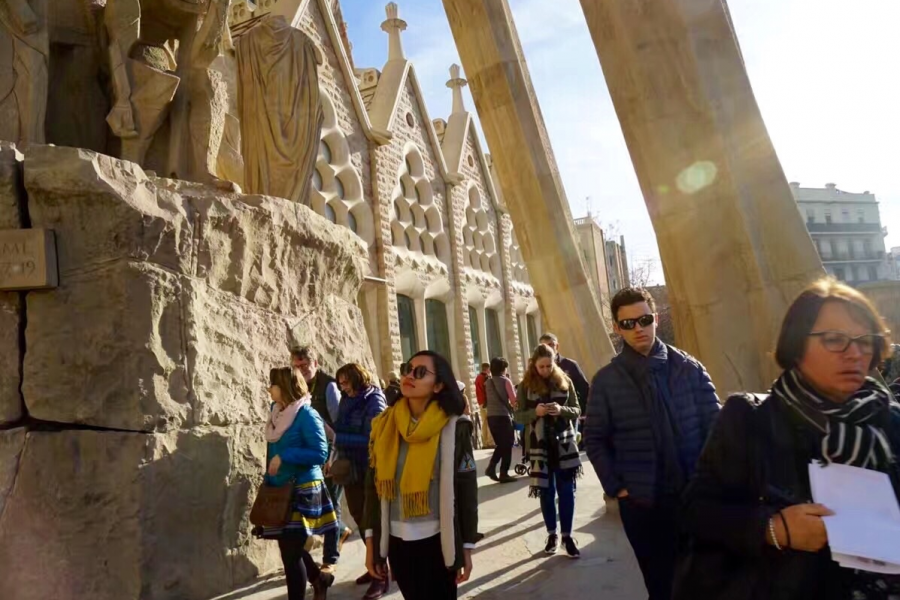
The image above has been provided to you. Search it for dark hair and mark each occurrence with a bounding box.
[269,367,308,403]
[335,363,373,394]
[611,287,657,321]
[775,277,890,371]
[290,346,316,362]
[408,350,466,416]
[539,332,558,344]
[480,362,491,371]
[489,357,509,377]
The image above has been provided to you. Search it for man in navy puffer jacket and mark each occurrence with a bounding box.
[585,287,720,600]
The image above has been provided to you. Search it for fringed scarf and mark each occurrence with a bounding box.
[369,398,450,518]
[772,369,898,469]
[522,386,582,498]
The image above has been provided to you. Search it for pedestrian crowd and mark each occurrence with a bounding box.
[251,276,900,600]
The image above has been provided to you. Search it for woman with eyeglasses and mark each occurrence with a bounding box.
[674,278,900,600]
[363,351,478,600]
[516,343,583,558]
[257,367,338,600]
[332,363,389,599]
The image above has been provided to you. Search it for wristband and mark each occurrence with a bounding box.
[777,511,791,550]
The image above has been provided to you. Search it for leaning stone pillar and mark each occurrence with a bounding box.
[441,0,615,373]
[578,0,823,393]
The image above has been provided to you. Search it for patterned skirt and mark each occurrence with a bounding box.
[259,479,339,540]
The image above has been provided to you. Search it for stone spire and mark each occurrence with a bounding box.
[447,64,468,115]
[381,3,407,61]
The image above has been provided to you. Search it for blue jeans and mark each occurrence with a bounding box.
[540,469,575,536]
[323,478,343,565]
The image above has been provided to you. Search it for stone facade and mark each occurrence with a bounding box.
[231,1,543,401]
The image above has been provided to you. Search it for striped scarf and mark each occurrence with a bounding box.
[523,388,582,498]
[772,369,898,469]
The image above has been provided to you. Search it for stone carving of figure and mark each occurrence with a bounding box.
[237,15,322,204]
[102,0,234,187]
[0,0,49,146]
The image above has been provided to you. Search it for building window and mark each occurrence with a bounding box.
[825,210,832,224]
[841,208,850,222]
[858,209,865,224]
[834,267,846,281]
[526,314,538,355]
[868,265,878,281]
[468,306,482,368]
[397,294,418,360]
[863,239,872,259]
[426,299,452,361]
[485,308,503,361]
[806,209,814,224]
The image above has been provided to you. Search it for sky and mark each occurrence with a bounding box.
[337,0,900,284]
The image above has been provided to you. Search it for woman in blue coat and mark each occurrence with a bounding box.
[259,367,338,600]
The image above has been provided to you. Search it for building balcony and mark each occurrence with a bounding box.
[807,222,883,234]
[820,254,885,264]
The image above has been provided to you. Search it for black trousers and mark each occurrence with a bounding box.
[277,537,321,600]
[618,497,680,600]
[487,416,514,475]
[389,535,457,600]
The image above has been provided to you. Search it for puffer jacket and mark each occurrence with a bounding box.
[334,385,387,471]
[265,403,329,487]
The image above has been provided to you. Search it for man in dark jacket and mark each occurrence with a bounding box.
[585,288,720,600]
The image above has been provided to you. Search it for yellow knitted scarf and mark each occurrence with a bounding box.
[369,398,450,518]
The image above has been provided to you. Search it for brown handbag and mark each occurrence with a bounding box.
[329,457,357,486]
[249,479,294,528]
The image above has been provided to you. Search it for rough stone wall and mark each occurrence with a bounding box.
[445,181,476,412]
[0,144,24,425]
[499,213,527,382]
[0,145,373,600]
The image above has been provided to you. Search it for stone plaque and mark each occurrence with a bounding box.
[0,229,58,291]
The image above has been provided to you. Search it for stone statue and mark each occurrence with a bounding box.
[0,0,49,146]
[237,15,322,204]
[102,0,234,187]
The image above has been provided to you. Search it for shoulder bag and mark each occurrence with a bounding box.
[249,478,295,528]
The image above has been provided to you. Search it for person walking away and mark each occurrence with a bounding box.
[384,371,402,407]
[484,357,518,483]
[474,363,490,408]
[540,333,590,448]
[517,344,583,558]
[257,367,337,600]
[585,287,720,600]
[364,351,478,600]
[673,278,900,600]
[290,347,350,574]
[333,364,390,600]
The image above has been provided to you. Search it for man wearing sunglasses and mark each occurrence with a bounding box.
[585,288,720,600]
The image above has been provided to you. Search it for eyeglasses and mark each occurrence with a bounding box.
[808,331,884,355]
[400,363,435,380]
[617,314,655,330]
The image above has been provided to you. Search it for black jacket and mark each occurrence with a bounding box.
[674,393,900,600]
[557,355,590,414]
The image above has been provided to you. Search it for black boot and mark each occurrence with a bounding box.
[485,466,499,481]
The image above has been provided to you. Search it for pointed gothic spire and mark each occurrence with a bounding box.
[447,64,468,115]
[382,3,408,61]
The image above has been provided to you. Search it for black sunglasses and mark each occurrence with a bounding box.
[400,363,435,380]
[617,314,655,330]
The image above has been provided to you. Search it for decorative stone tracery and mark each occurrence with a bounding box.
[390,147,450,270]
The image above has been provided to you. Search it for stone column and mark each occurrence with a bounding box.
[441,0,615,372]
[579,0,824,392]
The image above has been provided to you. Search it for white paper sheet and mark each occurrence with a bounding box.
[809,462,900,574]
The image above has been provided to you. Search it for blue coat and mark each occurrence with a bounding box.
[334,385,387,470]
[585,340,720,502]
[265,403,329,487]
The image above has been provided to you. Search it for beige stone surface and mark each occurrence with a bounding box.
[22,145,371,431]
[0,0,49,146]
[0,427,280,600]
[0,144,22,424]
[442,0,615,372]
[579,0,824,392]
[237,15,323,204]
[0,427,25,517]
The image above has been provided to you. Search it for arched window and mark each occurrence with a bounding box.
[334,177,345,199]
[426,299,452,361]
[397,295,419,360]
[324,204,336,223]
[486,308,503,360]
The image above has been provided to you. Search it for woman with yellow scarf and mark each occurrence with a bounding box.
[363,351,479,600]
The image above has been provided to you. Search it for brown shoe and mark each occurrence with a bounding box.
[338,527,353,552]
[355,572,372,585]
[362,574,390,600]
[312,572,333,600]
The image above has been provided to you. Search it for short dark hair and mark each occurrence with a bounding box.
[489,357,509,377]
[775,278,890,371]
[539,332,558,344]
[611,287,656,321]
[480,362,491,371]
[408,350,466,416]
[335,363,373,394]
[290,346,316,362]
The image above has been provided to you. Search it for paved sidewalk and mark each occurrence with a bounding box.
[212,450,645,600]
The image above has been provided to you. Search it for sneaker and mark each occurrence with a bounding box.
[485,467,499,482]
[338,527,352,552]
[544,533,559,555]
[498,473,517,483]
[562,536,581,559]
